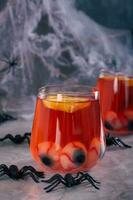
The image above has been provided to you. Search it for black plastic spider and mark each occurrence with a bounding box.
[0,112,16,124]
[0,132,31,145]
[106,134,132,148]
[0,164,44,182]
[0,53,20,74]
[42,172,100,192]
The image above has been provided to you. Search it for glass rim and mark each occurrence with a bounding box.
[99,69,133,78]
[38,84,99,100]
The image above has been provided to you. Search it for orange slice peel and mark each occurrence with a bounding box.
[43,95,91,113]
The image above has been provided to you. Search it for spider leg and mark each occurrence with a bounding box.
[85,176,100,190]
[0,58,9,63]
[71,172,89,185]
[74,172,85,184]
[74,172,100,184]
[12,55,19,63]
[24,132,31,137]
[2,52,10,61]
[111,137,119,146]
[106,134,117,146]
[73,175,83,185]
[114,138,123,147]
[0,169,4,174]
[24,133,31,145]
[0,164,8,170]
[44,180,61,193]
[0,67,9,74]
[74,172,82,179]
[0,134,13,142]
[44,179,59,190]
[20,166,44,178]
[0,165,9,174]
[0,114,16,124]
[26,166,44,178]
[116,138,132,148]
[22,172,40,183]
[112,137,126,148]
[85,174,101,184]
[0,172,5,178]
[80,176,100,190]
[26,137,30,145]
[8,135,21,143]
[0,134,15,142]
[107,136,123,147]
[0,166,10,178]
[42,174,62,183]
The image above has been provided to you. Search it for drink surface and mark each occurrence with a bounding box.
[30,94,105,173]
[98,75,133,135]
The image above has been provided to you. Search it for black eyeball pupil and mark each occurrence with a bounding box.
[128,120,133,131]
[40,155,53,167]
[104,121,114,130]
[73,150,86,166]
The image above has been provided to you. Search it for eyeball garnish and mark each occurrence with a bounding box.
[87,137,102,169]
[124,109,133,131]
[38,141,61,169]
[60,142,87,171]
[40,154,53,167]
[104,111,123,130]
[124,110,133,120]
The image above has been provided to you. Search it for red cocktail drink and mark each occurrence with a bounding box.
[30,85,105,173]
[97,73,133,135]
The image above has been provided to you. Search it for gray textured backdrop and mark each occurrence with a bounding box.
[0,0,133,118]
[76,0,133,29]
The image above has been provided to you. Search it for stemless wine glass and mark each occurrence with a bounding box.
[30,84,105,173]
[97,70,133,136]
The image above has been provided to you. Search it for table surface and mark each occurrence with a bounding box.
[0,119,133,200]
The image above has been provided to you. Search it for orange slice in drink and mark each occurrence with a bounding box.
[100,75,124,80]
[126,78,133,86]
[118,76,133,86]
[43,95,91,113]
[100,75,133,83]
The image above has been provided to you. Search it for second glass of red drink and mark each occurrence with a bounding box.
[97,70,133,136]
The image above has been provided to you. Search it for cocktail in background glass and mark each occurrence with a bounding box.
[30,85,105,173]
[97,71,133,136]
